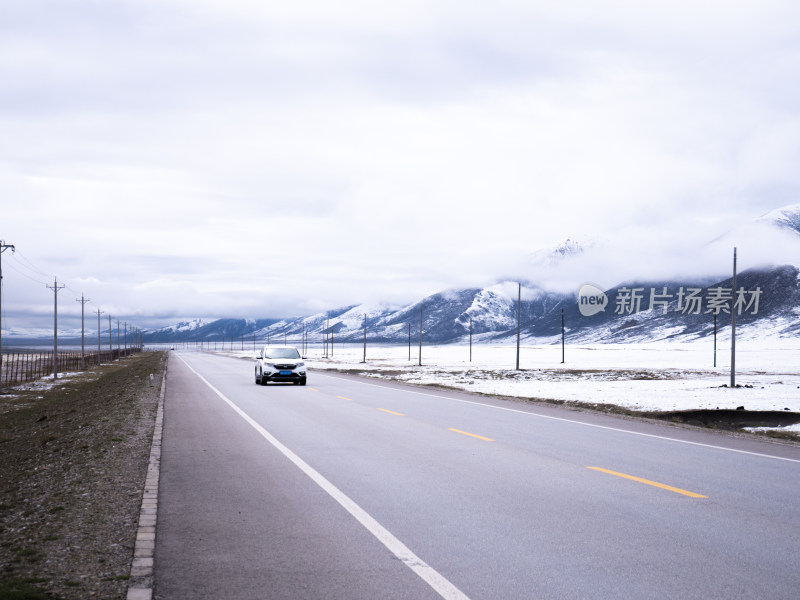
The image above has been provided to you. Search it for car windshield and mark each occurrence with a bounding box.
[262,347,301,359]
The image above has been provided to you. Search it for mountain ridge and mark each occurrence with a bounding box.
[141,202,800,345]
[137,264,799,345]
[8,204,800,346]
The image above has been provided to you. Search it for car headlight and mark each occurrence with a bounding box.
[297,362,304,368]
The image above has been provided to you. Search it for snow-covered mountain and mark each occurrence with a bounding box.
[134,202,800,345]
[528,238,588,267]
[706,203,800,271]
[149,319,209,336]
[538,265,800,343]
[756,202,800,237]
[140,265,799,346]
[140,285,569,345]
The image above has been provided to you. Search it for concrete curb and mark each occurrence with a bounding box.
[127,358,167,600]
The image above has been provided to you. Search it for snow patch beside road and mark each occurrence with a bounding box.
[224,340,800,433]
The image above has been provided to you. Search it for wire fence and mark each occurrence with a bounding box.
[0,346,142,387]
[147,338,322,357]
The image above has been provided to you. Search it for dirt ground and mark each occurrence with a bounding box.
[0,352,167,600]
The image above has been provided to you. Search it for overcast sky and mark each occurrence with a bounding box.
[2,0,800,333]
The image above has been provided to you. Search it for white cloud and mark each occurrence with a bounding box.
[2,0,800,333]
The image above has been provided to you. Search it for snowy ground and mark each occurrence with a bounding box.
[3,371,84,394]
[222,339,800,434]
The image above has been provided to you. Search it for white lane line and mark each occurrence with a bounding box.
[176,356,469,600]
[312,372,800,465]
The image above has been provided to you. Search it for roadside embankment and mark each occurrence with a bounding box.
[0,351,167,600]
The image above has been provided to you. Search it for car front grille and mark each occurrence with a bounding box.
[274,363,297,369]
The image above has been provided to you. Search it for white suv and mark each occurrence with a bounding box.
[255,346,307,386]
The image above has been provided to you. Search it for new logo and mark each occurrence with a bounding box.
[577,283,608,317]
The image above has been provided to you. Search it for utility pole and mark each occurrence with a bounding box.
[516,282,521,370]
[418,302,423,367]
[561,308,566,364]
[117,320,120,360]
[108,314,113,361]
[731,247,737,388]
[0,240,16,393]
[96,308,104,364]
[361,314,367,363]
[469,317,472,362]
[76,294,90,369]
[713,312,717,368]
[47,277,65,379]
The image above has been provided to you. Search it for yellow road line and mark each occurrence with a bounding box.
[587,467,707,498]
[336,395,353,401]
[378,408,404,416]
[448,428,495,442]
[308,388,319,392]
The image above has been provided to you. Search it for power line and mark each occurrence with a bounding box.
[46,277,66,379]
[1,247,142,357]
[8,249,52,279]
[1,240,16,394]
[3,256,88,312]
[76,294,91,369]
[63,283,90,307]
[108,313,113,362]
[95,308,105,365]
[3,257,50,286]
[6,251,93,307]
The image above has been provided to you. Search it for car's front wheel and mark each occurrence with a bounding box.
[255,370,260,385]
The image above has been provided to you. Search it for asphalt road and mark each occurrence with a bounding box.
[154,351,800,599]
